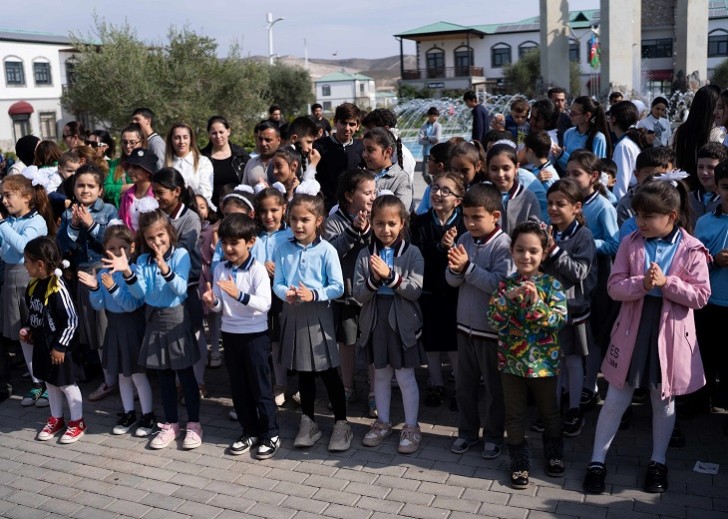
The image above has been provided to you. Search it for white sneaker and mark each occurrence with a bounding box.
[273,385,286,407]
[294,415,322,448]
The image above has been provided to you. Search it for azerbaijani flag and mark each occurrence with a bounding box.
[589,33,601,69]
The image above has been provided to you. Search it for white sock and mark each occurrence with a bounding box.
[425,352,444,387]
[374,366,394,424]
[60,384,83,421]
[132,373,153,415]
[118,374,135,412]
[395,367,419,427]
[591,383,634,463]
[20,340,40,384]
[46,383,64,418]
[649,385,675,465]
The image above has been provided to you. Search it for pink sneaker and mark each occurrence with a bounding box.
[37,416,65,441]
[149,422,180,449]
[60,418,87,444]
[182,422,203,449]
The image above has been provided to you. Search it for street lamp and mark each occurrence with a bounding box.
[267,12,285,65]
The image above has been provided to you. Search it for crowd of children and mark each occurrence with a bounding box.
[0,92,726,497]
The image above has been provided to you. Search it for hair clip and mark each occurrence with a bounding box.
[234,184,255,194]
[599,172,610,188]
[21,166,48,188]
[137,198,160,214]
[222,193,254,212]
[657,169,689,183]
[295,179,321,196]
[377,189,395,197]
[107,218,124,227]
[253,181,267,195]
[53,259,71,278]
[493,139,517,149]
[271,182,287,195]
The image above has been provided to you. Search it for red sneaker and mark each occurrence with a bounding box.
[37,416,65,441]
[60,418,87,444]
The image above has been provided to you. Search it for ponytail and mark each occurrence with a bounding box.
[32,185,57,236]
[395,136,404,169]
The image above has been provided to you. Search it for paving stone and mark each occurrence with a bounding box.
[281,495,329,514]
[6,488,50,508]
[302,474,349,491]
[246,502,297,519]
[355,496,404,515]
[36,497,84,517]
[3,504,51,519]
[103,498,152,517]
[399,503,451,519]
[387,488,435,506]
[323,503,373,519]
[555,501,609,519]
[312,487,361,507]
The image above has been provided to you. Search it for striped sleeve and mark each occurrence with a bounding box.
[50,281,79,353]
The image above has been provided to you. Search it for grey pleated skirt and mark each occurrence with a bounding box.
[365,296,426,370]
[626,295,662,389]
[76,264,108,350]
[558,320,591,357]
[2,264,29,340]
[279,301,339,372]
[103,308,146,377]
[139,304,200,371]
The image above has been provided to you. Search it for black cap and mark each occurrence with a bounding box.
[124,148,157,174]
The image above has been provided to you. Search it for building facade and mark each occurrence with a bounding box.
[314,72,377,111]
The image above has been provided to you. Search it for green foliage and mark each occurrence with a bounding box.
[63,19,270,145]
[711,57,728,90]
[397,83,419,100]
[267,63,315,118]
[502,49,583,98]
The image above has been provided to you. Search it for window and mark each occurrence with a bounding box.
[569,41,580,62]
[322,84,331,96]
[359,83,365,94]
[65,59,76,87]
[426,47,445,78]
[323,101,332,111]
[518,41,538,58]
[454,46,474,76]
[5,60,25,85]
[33,62,51,85]
[642,38,672,59]
[39,112,57,140]
[11,114,31,141]
[709,32,728,57]
[491,43,511,68]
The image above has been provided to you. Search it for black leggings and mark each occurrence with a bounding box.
[298,368,346,421]
[158,367,199,423]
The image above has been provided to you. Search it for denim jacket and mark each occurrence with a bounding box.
[57,198,118,269]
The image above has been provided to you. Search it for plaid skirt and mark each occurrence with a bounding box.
[279,301,339,372]
[139,304,200,371]
[103,308,146,377]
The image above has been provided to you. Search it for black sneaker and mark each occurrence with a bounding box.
[668,423,685,448]
[563,408,584,437]
[530,419,545,433]
[424,386,445,407]
[230,435,259,456]
[644,461,668,493]
[580,389,600,411]
[134,412,156,437]
[583,462,607,494]
[547,458,565,477]
[112,410,137,435]
[255,436,280,460]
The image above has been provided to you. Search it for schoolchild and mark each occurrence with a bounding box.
[202,213,279,459]
[449,139,488,190]
[272,180,352,451]
[540,179,597,436]
[418,107,442,185]
[0,174,55,406]
[583,179,710,495]
[609,101,650,200]
[637,97,672,148]
[690,143,728,228]
[362,127,413,211]
[196,194,223,368]
[271,147,303,201]
[78,223,155,436]
[411,172,466,409]
[524,130,560,189]
[488,221,568,489]
[322,169,376,411]
[286,116,321,179]
[23,237,84,443]
[118,148,156,233]
[57,165,119,403]
[416,141,453,215]
[354,194,426,454]
[104,206,203,450]
[446,183,513,458]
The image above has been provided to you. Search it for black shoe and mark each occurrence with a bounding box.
[563,408,584,437]
[668,423,685,448]
[547,458,565,477]
[255,436,280,460]
[619,406,632,430]
[580,389,600,411]
[583,462,607,494]
[644,461,668,493]
[229,435,259,456]
[530,419,545,433]
[449,395,458,412]
[424,386,445,407]
[134,413,155,437]
[0,390,10,403]
[511,470,529,489]
[112,411,137,435]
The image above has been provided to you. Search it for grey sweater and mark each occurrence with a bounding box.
[445,229,513,339]
[501,183,541,233]
[323,209,373,303]
[353,240,424,349]
[372,163,413,211]
[170,205,202,281]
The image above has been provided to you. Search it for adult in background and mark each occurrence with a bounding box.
[242,120,281,188]
[132,107,166,170]
[310,103,332,137]
[104,124,146,207]
[463,91,490,143]
[62,121,87,150]
[200,115,250,206]
[268,105,283,126]
[7,135,40,176]
[165,123,214,207]
[673,84,722,191]
[548,87,573,147]
[87,130,118,175]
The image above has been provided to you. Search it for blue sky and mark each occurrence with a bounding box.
[10,0,599,59]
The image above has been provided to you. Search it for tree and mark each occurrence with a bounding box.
[502,49,582,98]
[267,63,315,117]
[62,19,269,144]
[711,57,728,89]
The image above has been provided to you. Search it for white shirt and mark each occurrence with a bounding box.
[613,136,641,200]
[171,153,214,204]
[210,257,271,334]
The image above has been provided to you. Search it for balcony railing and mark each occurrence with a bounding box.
[402,66,485,80]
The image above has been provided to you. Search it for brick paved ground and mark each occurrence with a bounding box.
[1,361,727,519]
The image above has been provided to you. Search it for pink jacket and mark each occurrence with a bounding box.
[118,185,154,232]
[603,229,711,398]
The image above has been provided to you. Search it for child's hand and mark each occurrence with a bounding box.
[537,169,553,182]
[551,143,563,157]
[447,244,469,273]
[100,272,115,290]
[77,270,98,290]
[201,281,216,308]
[50,349,65,365]
[308,147,321,168]
[295,282,314,303]
[217,275,240,300]
[102,249,131,276]
[148,242,169,274]
[352,210,369,232]
[77,205,94,228]
[285,286,298,303]
[546,225,555,252]
[649,262,667,288]
[715,249,728,267]
[369,255,391,281]
[522,281,540,305]
[19,327,32,344]
[440,226,458,250]
[70,204,82,227]
[264,261,276,278]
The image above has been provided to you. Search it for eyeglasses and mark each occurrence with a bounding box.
[431,185,459,197]
[84,140,108,149]
[570,111,585,117]
[121,140,140,147]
